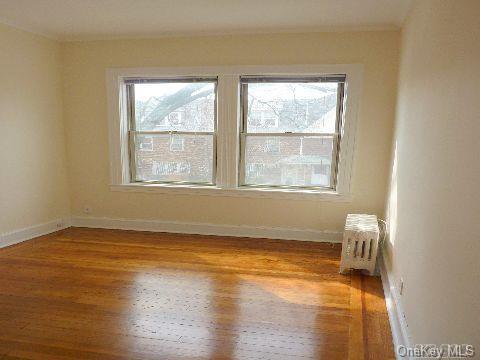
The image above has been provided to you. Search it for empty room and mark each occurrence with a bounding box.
[0,0,479,359]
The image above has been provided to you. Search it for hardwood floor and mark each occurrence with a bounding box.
[0,228,394,360]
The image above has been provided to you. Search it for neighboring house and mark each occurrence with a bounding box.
[245,136,333,187]
[135,91,336,186]
[135,94,214,183]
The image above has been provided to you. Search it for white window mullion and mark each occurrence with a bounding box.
[118,82,132,184]
[216,74,240,189]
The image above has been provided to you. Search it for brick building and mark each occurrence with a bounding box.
[134,85,337,187]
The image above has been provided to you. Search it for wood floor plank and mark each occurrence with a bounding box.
[0,228,394,359]
[348,272,365,360]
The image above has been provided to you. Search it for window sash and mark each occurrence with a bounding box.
[240,75,346,83]
[126,80,218,185]
[130,130,215,135]
[239,80,345,190]
[125,77,218,84]
[129,131,217,185]
[239,134,339,190]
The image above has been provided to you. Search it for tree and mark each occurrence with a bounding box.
[139,84,212,130]
[248,84,337,131]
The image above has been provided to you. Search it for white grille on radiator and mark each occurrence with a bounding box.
[340,214,379,275]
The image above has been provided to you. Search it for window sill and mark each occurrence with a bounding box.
[110,183,352,202]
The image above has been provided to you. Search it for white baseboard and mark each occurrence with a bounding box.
[379,250,412,359]
[71,216,343,243]
[0,218,71,249]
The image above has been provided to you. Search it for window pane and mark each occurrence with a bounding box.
[245,82,338,133]
[244,136,334,187]
[134,134,214,183]
[134,82,215,132]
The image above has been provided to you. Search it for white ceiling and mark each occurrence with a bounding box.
[0,0,412,41]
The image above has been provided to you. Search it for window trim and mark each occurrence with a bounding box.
[238,76,345,190]
[106,64,363,201]
[126,77,218,185]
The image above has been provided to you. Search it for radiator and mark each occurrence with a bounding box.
[340,214,379,275]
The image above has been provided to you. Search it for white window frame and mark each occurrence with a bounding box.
[239,75,345,190]
[106,65,362,201]
[126,77,217,185]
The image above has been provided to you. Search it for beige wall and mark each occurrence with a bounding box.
[63,31,399,231]
[385,0,480,347]
[0,24,70,234]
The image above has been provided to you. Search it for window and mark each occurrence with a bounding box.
[167,111,184,126]
[138,136,153,151]
[264,138,280,153]
[107,65,360,200]
[169,136,185,151]
[240,76,345,189]
[126,78,217,184]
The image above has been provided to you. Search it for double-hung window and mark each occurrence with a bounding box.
[126,78,217,185]
[108,65,360,200]
[239,76,345,190]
